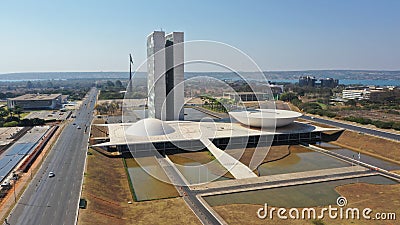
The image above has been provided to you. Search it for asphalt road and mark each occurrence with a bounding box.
[7,88,97,225]
[302,115,400,141]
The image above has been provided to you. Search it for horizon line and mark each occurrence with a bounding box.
[1,69,400,75]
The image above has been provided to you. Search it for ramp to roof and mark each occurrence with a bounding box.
[200,138,257,179]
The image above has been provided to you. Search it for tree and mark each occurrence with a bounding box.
[3,121,18,127]
[115,80,123,87]
[345,99,357,107]
[280,92,298,102]
[47,81,54,88]
[26,81,34,89]
[13,106,23,121]
[8,108,13,118]
[106,80,115,87]
[0,108,8,117]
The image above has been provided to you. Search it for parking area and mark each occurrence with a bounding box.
[24,110,71,121]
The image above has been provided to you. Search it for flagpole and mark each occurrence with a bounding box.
[129,54,134,94]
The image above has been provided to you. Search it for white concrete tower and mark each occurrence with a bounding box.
[165,32,184,121]
[147,31,166,120]
[147,31,184,121]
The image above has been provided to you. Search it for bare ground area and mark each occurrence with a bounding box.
[336,109,400,123]
[331,130,400,163]
[213,183,400,225]
[78,148,201,225]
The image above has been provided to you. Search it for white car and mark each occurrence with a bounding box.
[49,172,55,178]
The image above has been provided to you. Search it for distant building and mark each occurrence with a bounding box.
[299,76,339,88]
[7,94,63,110]
[299,76,317,87]
[147,31,184,121]
[319,78,339,88]
[342,87,370,100]
[223,92,269,102]
[268,82,284,94]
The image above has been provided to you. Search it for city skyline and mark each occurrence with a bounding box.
[1,0,400,73]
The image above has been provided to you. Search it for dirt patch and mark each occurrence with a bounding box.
[275,101,291,110]
[332,130,400,163]
[288,145,313,153]
[78,148,200,225]
[213,183,400,225]
[336,109,400,123]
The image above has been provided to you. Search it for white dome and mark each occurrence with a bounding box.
[229,109,302,128]
[125,118,175,136]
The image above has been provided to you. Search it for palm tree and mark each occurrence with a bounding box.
[0,108,8,118]
[13,106,23,121]
[8,108,13,118]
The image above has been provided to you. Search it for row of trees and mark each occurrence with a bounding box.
[344,116,400,130]
[96,80,124,89]
[290,99,337,118]
[0,105,47,127]
[98,80,126,100]
[95,101,121,115]
[0,118,46,127]
[284,84,336,97]
[0,106,23,120]
[98,91,125,100]
[200,95,234,113]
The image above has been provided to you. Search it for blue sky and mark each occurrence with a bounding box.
[0,0,399,73]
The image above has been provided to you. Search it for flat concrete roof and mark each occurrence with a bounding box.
[92,120,341,147]
[9,94,61,101]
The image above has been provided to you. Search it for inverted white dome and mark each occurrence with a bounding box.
[229,109,302,128]
[125,118,175,136]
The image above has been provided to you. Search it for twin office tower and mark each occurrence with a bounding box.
[147,31,184,121]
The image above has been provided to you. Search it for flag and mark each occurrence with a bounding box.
[129,54,133,81]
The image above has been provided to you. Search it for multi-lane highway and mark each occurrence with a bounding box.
[7,88,97,225]
[302,115,400,141]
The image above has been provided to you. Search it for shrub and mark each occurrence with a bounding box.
[372,120,394,129]
[3,121,18,127]
[392,122,400,131]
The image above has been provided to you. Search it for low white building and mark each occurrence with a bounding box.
[7,94,62,110]
[342,89,370,100]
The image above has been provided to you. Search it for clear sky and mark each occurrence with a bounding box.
[1,0,399,73]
